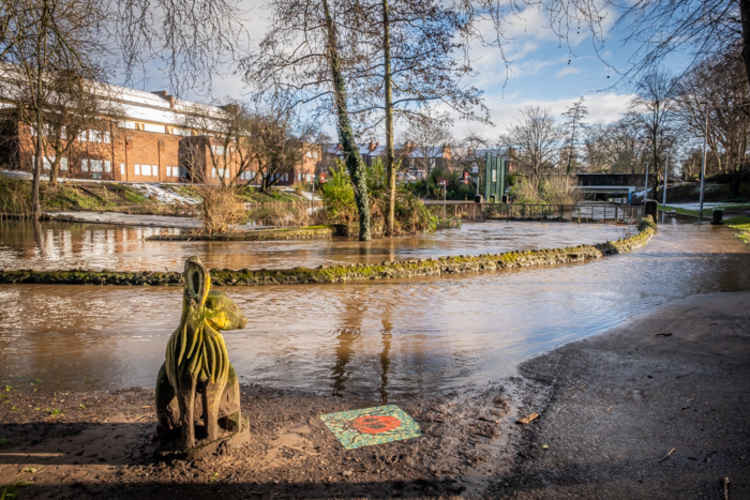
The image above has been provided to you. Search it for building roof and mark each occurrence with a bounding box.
[323,143,450,159]
[0,63,227,129]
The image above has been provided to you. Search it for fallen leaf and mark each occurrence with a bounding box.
[517,412,540,425]
[659,447,676,462]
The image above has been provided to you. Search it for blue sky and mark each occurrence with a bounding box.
[126,1,695,143]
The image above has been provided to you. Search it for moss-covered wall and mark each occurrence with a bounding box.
[147,226,335,242]
[0,218,656,286]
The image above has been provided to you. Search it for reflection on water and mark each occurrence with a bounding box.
[0,219,631,271]
[1,219,749,400]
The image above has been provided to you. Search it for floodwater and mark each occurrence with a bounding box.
[0,219,630,271]
[1,218,749,400]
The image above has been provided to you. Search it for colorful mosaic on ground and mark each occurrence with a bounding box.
[320,404,421,449]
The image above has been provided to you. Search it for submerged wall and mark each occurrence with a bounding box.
[0,218,656,286]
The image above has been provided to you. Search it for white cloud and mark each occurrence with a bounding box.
[555,66,580,79]
[452,92,636,141]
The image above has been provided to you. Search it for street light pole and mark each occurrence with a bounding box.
[699,107,708,221]
[661,151,669,205]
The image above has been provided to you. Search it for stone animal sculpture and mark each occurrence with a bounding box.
[156,256,248,454]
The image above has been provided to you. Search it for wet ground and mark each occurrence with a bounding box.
[0,218,748,399]
[0,291,747,499]
[0,219,630,271]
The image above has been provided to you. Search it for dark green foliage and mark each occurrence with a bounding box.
[321,159,437,236]
[406,165,475,201]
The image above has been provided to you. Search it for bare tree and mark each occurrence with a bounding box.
[349,0,488,235]
[1,0,106,220]
[675,48,750,194]
[246,112,307,192]
[403,109,452,174]
[108,0,245,96]
[632,69,678,185]
[611,1,745,83]
[583,116,646,174]
[41,71,121,187]
[561,97,588,175]
[181,103,258,188]
[244,0,373,240]
[503,106,561,188]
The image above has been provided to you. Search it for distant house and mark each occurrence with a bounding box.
[317,140,453,181]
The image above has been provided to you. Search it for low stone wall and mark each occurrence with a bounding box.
[0,218,656,286]
[147,225,335,241]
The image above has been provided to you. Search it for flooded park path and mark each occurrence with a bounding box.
[0,219,629,271]
[0,218,748,399]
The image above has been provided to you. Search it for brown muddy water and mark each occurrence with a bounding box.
[0,219,630,271]
[1,218,748,400]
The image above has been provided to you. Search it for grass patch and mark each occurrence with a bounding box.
[728,215,750,245]
[661,202,750,218]
[237,185,304,203]
[0,177,31,214]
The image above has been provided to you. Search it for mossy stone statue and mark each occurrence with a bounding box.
[155,256,249,457]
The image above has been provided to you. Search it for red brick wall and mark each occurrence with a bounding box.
[113,127,182,183]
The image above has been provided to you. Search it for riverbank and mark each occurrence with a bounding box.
[0,382,511,499]
[492,291,750,499]
[1,291,748,498]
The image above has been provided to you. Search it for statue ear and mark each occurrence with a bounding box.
[184,257,210,306]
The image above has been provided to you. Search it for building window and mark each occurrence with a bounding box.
[78,130,88,142]
[90,130,111,144]
[120,163,125,175]
[134,164,141,176]
[104,160,111,173]
[81,158,89,172]
[90,159,103,172]
[60,157,68,171]
[238,170,255,181]
[143,123,165,134]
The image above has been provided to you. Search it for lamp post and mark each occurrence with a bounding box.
[661,151,669,205]
[699,107,708,221]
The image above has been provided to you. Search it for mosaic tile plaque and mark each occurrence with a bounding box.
[320,404,421,449]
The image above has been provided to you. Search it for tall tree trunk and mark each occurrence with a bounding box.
[49,157,59,187]
[741,0,750,85]
[31,113,42,220]
[322,0,371,241]
[383,0,395,236]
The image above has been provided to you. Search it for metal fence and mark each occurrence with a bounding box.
[422,200,644,224]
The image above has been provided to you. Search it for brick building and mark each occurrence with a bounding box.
[0,75,313,186]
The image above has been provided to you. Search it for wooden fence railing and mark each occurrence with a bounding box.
[422,201,644,223]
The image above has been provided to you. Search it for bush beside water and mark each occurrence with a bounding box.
[321,159,437,237]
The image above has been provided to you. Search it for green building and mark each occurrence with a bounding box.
[483,152,508,202]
